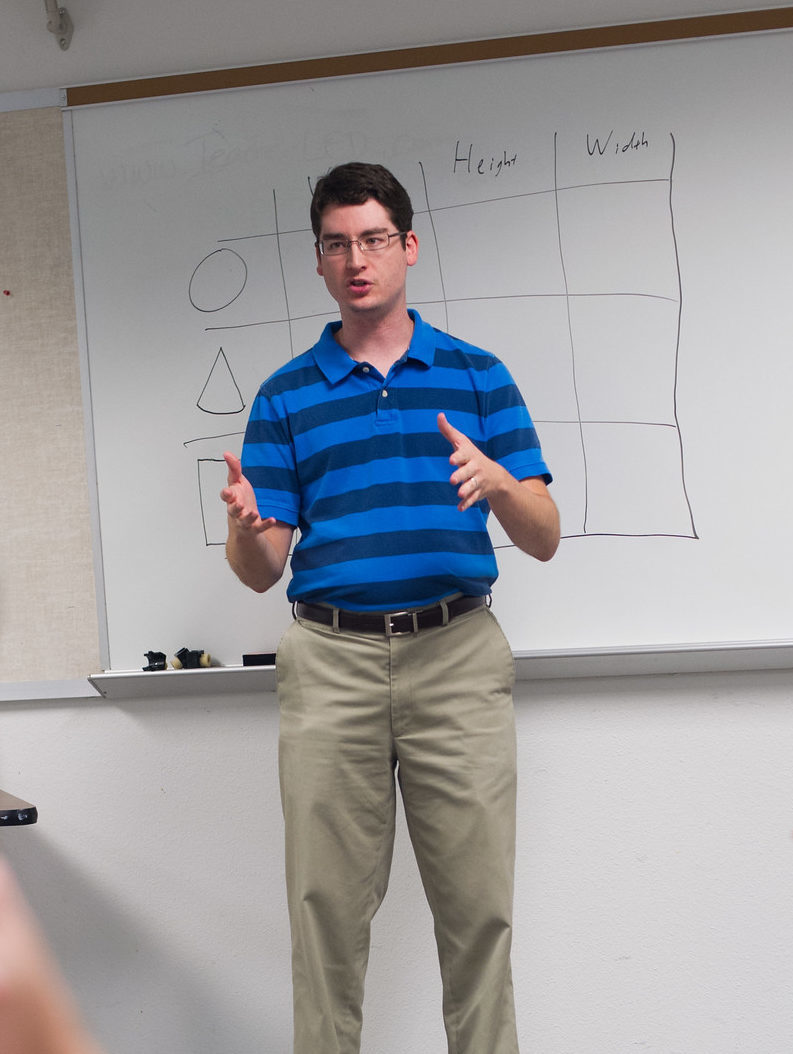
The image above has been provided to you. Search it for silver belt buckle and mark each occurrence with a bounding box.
[386,609,418,636]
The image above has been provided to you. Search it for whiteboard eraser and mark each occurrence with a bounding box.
[242,653,276,666]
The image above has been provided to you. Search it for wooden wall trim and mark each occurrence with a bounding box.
[65,7,793,107]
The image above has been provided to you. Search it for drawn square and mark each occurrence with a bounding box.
[430,194,565,301]
[488,421,587,547]
[407,212,448,304]
[570,295,680,423]
[201,327,290,407]
[557,181,679,299]
[412,301,452,332]
[190,237,288,326]
[279,228,336,319]
[554,127,675,188]
[582,423,695,537]
[444,297,579,422]
[287,312,340,359]
[536,422,588,540]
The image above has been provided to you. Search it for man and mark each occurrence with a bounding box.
[221,162,560,1054]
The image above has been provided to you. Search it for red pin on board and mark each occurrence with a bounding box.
[2,290,10,296]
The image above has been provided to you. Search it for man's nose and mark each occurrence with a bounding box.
[346,240,366,264]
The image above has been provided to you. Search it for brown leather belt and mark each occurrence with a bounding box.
[294,594,488,636]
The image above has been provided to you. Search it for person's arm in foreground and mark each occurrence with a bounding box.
[0,858,105,1054]
[220,452,294,593]
[438,412,560,562]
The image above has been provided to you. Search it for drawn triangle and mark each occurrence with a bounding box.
[197,348,245,415]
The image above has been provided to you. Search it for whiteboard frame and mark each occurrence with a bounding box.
[61,15,793,677]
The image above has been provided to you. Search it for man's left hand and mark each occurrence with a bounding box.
[438,411,504,512]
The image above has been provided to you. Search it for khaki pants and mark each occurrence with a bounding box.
[276,605,519,1054]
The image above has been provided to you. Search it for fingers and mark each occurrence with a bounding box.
[220,453,243,504]
[437,411,463,449]
[438,412,474,472]
[227,501,276,534]
[219,453,271,530]
[456,473,481,512]
[438,413,491,510]
[438,412,480,508]
[223,451,242,483]
[236,513,277,534]
[451,458,482,511]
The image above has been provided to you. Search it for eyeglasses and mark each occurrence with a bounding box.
[316,231,408,256]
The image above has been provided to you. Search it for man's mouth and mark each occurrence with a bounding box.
[348,279,372,293]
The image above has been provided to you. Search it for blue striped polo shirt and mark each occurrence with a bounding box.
[241,310,551,611]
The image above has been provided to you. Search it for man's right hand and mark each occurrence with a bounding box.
[220,452,276,534]
[221,453,293,593]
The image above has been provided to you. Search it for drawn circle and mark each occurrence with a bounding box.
[189,248,248,312]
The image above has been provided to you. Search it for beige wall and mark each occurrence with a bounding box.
[0,106,99,681]
[4,670,793,1054]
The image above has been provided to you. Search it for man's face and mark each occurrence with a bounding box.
[315,198,418,319]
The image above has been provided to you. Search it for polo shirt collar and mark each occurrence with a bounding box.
[312,309,435,384]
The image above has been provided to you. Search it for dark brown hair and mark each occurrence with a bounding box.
[310,162,414,241]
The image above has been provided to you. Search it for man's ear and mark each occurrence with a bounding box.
[405,230,419,267]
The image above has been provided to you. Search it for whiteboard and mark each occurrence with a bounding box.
[66,29,793,671]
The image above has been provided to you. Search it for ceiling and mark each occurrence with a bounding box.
[1,1,790,96]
